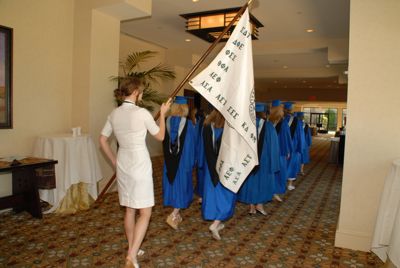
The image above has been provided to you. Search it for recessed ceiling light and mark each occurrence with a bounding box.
[283,65,288,69]
[325,64,330,68]
[192,0,199,2]
[185,39,191,42]
[306,29,315,33]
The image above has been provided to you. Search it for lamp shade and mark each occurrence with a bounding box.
[180,7,263,43]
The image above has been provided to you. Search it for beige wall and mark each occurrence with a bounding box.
[71,0,92,131]
[0,0,74,197]
[0,0,152,198]
[335,0,400,251]
[256,87,347,102]
[88,10,120,192]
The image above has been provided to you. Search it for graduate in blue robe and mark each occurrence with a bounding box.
[283,102,306,190]
[201,110,236,240]
[162,96,196,230]
[270,100,293,196]
[237,103,280,214]
[297,112,312,174]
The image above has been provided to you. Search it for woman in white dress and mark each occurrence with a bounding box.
[99,77,171,268]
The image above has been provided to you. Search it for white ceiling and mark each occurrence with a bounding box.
[120,0,350,90]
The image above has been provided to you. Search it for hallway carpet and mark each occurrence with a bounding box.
[0,137,383,267]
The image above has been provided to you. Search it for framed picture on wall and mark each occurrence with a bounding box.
[0,25,13,129]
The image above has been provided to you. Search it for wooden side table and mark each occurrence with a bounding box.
[0,157,58,218]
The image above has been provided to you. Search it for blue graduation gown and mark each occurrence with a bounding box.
[201,126,237,221]
[274,119,293,194]
[237,120,280,204]
[162,116,196,209]
[285,115,306,179]
[301,123,312,164]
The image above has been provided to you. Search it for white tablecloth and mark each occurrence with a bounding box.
[371,158,400,267]
[33,134,103,213]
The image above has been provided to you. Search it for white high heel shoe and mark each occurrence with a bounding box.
[125,256,140,268]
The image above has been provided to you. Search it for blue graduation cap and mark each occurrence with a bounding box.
[271,99,281,107]
[174,96,188,104]
[255,102,266,112]
[283,101,294,110]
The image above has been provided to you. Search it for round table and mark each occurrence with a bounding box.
[33,134,103,213]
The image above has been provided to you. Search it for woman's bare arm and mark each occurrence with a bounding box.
[99,135,116,167]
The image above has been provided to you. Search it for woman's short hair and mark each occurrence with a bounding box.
[169,103,189,117]
[114,77,144,102]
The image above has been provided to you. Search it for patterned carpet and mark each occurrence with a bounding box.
[0,137,383,267]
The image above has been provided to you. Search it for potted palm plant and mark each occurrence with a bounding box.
[113,50,176,111]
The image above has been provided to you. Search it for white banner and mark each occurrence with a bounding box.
[189,8,258,193]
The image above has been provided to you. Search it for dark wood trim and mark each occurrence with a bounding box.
[0,25,13,129]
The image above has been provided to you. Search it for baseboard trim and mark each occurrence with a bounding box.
[335,229,372,252]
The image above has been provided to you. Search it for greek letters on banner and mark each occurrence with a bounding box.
[189,8,258,193]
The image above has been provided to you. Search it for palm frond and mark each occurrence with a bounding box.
[137,89,167,112]
[141,87,168,105]
[143,64,176,84]
[109,75,125,82]
[111,50,176,111]
[124,51,158,73]
[109,73,147,83]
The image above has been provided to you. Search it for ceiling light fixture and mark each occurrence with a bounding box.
[185,38,191,42]
[283,65,288,69]
[192,0,199,2]
[306,29,315,33]
[180,7,263,43]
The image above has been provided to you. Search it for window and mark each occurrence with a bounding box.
[303,107,338,132]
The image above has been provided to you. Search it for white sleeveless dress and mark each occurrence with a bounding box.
[101,101,159,208]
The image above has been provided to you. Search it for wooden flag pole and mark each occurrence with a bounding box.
[96,0,253,203]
